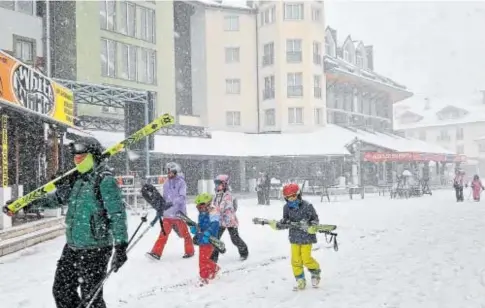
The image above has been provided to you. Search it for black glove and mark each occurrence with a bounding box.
[3,199,15,215]
[111,242,128,273]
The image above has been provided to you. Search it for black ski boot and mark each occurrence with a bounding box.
[183,253,194,259]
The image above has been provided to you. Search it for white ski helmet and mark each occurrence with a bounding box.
[166,162,181,174]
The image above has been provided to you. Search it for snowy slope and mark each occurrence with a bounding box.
[2,191,485,308]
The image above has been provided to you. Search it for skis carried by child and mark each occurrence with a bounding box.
[253,217,339,252]
[176,211,226,254]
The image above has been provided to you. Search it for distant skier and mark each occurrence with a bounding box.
[190,193,221,285]
[147,162,194,260]
[453,169,466,202]
[267,183,321,291]
[5,137,129,308]
[210,174,249,262]
[470,174,484,201]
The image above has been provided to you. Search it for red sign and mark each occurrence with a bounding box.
[363,152,467,163]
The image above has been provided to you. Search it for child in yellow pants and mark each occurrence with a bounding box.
[269,183,321,290]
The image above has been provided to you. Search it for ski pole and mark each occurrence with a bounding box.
[78,213,148,308]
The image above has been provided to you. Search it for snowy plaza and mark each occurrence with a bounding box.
[2,189,485,308]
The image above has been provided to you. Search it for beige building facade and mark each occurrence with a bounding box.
[189,0,326,133]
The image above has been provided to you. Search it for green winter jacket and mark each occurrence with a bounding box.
[44,170,128,249]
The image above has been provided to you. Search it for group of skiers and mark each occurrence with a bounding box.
[453,169,485,202]
[144,164,249,285]
[4,136,323,306]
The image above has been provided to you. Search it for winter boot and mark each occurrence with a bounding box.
[293,278,306,291]
[198,278,209,287]
[146,252,160,260]
[309,269,321,288]
[240,255,248,261]
[182,253,194,259]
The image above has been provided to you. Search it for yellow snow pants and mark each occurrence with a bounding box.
[291,244,320,278]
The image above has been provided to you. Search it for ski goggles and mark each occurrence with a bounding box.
[69,143,89,154]
[214,180,223,185]
[284,194,298,201]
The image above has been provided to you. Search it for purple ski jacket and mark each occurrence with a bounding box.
[162,175,187,219]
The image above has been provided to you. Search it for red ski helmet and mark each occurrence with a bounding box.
[282,183,301,199]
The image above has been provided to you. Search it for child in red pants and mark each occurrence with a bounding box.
[190,193,221,285]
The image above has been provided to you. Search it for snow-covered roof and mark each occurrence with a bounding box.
[394,93,485,130]
[86,124,454,158]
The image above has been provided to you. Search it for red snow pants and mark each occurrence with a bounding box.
[199,244,218,280]
[150,218,195,257]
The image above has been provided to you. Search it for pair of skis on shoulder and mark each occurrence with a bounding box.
[2,113,176,216]
[252,217,339,251]
[176,211,227,254]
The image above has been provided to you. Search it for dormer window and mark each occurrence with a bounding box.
[343,49,350,62]
[356,51,363,68]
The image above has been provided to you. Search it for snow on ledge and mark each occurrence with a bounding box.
[84,125,453,157]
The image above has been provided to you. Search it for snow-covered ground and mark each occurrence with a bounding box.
[2,190,485,308]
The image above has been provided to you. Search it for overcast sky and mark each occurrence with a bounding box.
[325,1,485,101]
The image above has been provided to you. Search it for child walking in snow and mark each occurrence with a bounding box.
[190,193,221,285]
[268,183,321,291]
[210,174,249,262]
[471,175,484,201]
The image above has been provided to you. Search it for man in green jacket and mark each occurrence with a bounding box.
[48,137,128,308]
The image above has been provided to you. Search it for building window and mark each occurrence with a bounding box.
[224,16,239,31]
[456,127,464,140]
[286,39,302,63]
[102,106,119,114]
[225,47,240,63]
[226,79,241,94]
[314,108,323,125]
[263,75,275,100]
[262,42,274,66]
[265,109,275,126]
[356,52,364,68]
[260,5,275,26]
[120,43,137,80]
[313,75,322,99]
[0,0,34,15]
[287,73,303,97]
[13,35,35,64]
[311,7,321,22]
[313,41,321,65]
[226,111,241,126]
[419,130,426,141]
[100,38,116,77]
[288,107,303,124]
[437,129,450,142]
[284,3,304,20]
[100,0,116,31]
[139,6,156,43]
[139,48,156,84]
[120,1,136,37]
[456,144,464,154]
[343,49,350,62]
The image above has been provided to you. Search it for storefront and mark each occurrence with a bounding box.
[0,50,75,226]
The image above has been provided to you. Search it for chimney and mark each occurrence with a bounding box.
[424,97,431,110]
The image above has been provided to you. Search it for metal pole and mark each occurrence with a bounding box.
[45,0,52,77]
[144,97,150,177]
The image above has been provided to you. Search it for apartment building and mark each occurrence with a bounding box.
[394,93,485,174]
[183,1,325,133]
[0,1,43,67]
[46,0,176,118]
[183,0,410,134]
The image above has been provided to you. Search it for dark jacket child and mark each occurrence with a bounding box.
[268,183,321,291]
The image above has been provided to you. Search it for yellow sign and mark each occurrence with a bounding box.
[0,50,74,126]
[2,115,8,187]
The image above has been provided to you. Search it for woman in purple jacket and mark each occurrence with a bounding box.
[147,162,195,260]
